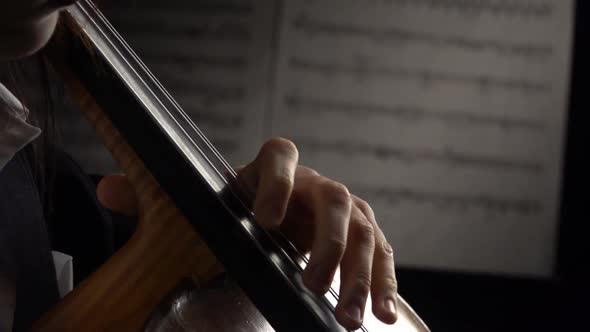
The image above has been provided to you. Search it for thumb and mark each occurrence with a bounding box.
[96,174,139,216]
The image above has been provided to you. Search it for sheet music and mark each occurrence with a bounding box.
[59,0,276,172]
[271,0,573,276]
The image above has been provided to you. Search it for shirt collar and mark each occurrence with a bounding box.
[0,83,41,172]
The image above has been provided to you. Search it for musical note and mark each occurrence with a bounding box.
[369,0,553,19]
[292,12,553,61]
[294,138,543,174]
[209,137,240,153]
[160,79,246,107]
[289,56,551,93]
[351,185,543,217]
[284,95,545,132]
[184,109,243,129]
[106,1,255,15]
[142,53,249,72]
[107,18,253,42]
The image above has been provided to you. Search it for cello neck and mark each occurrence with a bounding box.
[38,1,430,331]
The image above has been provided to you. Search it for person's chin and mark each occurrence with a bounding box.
[0,13,59,61]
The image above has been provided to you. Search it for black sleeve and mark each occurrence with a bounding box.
[48,148,136,285]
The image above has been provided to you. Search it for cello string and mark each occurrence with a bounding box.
[80,0,347,316]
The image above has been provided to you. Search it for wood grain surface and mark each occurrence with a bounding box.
[31,63,223,331]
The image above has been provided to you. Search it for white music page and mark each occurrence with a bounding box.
[271,0,574,277]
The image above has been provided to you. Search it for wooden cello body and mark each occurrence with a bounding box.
[33,2,430,331]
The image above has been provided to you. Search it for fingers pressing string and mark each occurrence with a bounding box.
[352,195,398,324]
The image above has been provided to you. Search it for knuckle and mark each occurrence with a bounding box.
[379,241,395,258]
[261,137,299,160]
[299,165,320,177]
[351,217,376,245]
[273,171,294,193]
[326,237,347,257]
[317,181,351,206]
[354,198,375,220]
[382,275,398,293]
[355,272,372,293]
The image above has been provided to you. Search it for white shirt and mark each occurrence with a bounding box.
[0,82,41,172]
[0,83,73,330]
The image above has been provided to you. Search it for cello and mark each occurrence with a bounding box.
[32,1,430,331]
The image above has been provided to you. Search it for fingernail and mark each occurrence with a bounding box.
[346,304,362,323]
[385,297,397,315]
